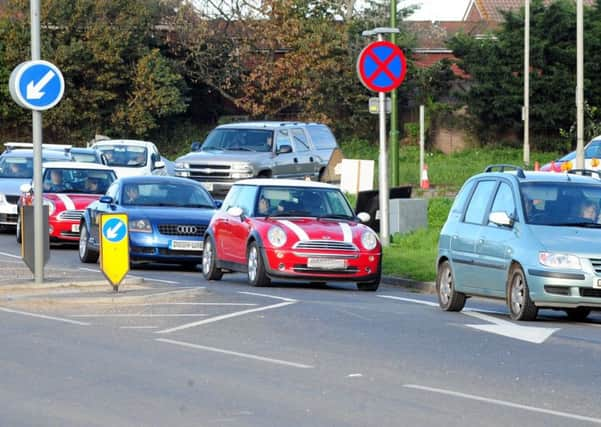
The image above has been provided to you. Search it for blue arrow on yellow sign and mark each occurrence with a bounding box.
[100,213,129,290]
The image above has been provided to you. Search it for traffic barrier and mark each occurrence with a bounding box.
[420,164,430,190]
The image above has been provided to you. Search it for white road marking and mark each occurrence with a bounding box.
[404,384,601,424]
[79,267,99,273]
[156,338,313,369]
[124,303,258,307]
[377,295,439,307]
[239,291,297,303]
[347,373,363,378]
[0,306,90,326]
[120,326,159,329]
[127,274,180,285]
[155,300,297,334]
[143,288,205,298]
[0,251,21,259]
[72,314,208,318]
[464,311,559,344]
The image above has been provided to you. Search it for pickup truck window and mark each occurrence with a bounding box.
[291,129,310,152]
[276,130,294,152]
[307,126,337,150]
[203,129,273,153]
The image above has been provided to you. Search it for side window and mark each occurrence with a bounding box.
[291,129,310,152]
[221,186,241,211]
[235,185,258,215]
[451,180,476,214]
[489,182,516,222]
[306,125,337,150]
[464,180,496,224]
[276,130,293,152]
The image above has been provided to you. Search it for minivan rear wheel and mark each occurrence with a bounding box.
[507,264,538,321]
[436,260,465,311]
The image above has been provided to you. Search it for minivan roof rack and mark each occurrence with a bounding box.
[566,169,601,180]
[483,164,526,178]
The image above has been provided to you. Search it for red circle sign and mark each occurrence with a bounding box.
[357,41,407,93]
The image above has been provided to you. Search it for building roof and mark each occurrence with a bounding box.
[406,21,490,50]
[463,0,596,22]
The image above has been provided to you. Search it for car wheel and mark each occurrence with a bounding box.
[79,223,99,263]
[16,215,21,244]
[247,241,270,287]
[564,307,591,321]
[436,260,466,311]
[507,264,538,321]
[202,237,223,281]
[357,268,381,291]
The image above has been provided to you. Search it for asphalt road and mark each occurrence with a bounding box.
[1,232,601,426]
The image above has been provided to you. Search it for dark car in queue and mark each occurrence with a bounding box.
[78,176,220,267]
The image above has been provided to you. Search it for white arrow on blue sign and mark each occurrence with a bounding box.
[9,60,65,111]
[102,218,127,243]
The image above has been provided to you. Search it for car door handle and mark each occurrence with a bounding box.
[478,239,484,244]
[309,157,314,162]
[294,158,298,163]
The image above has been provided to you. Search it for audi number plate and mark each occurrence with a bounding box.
[307,258,346,270]
[71,223,80,233]
[169,240,203,251]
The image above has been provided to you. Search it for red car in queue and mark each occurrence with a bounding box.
[202,179,381,290]
[17,162,117,243]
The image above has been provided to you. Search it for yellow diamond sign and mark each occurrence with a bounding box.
[99,213,129,290]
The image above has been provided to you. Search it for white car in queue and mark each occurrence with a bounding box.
[91,139,167,178]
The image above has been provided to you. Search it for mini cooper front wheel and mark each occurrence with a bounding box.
[202,237,223,281]
[436,260,466,311]
[247,242,270,287]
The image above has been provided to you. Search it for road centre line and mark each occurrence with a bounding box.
[72,314,209,318]
[78,267,181,285]
[239,291,297,303]
[377,295,439,307]
[0,251,22,259]
[156,338,313,369]
[0,306,90,326]
[404,384,601,424]
[155,301,297,334]
[124,303,258,307]
[120,326,158,329]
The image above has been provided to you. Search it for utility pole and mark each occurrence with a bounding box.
[576,0,584,169]
[523,0,530,167]
[389,0,399,186]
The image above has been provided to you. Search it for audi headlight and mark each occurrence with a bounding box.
[538,252,581,269]
[43,199,55,215]
[129,218,152,233]
[267,225,287,248]
[361,230,378,250]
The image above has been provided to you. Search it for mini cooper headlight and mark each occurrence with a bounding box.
[538,252,581,269]
[267,225,287,248]
[129,218,152,233]
[361,230,378,250]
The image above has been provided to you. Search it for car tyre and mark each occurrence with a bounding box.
[79,223,98,263]
[16,215,21,244]
[507,264,538,321]
[202,237,223,281]
[357,268,381,291]
[436,260,466,311]
[564,307,591,321]
[247,241,270,287]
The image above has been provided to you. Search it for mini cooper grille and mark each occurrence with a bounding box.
[58,210,84,220]
[158,224,206,236]
[293,240,357,251]
[590,258,601,274]
[5,195,19,204]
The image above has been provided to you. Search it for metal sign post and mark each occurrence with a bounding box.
[358,28,407,246]
[7,0,65,284]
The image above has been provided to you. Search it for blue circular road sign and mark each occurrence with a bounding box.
[9,60,65,111]
[357,41,407,93]
[102,218,127,243]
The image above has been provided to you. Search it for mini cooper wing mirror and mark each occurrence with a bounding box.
[227,206,244,218]
[357,212,371,223]
[276,144,293,155]
[19,183,32,194]
[489,211,514,227]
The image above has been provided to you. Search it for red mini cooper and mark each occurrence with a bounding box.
[17,162,117,243]
[202,179,381,290]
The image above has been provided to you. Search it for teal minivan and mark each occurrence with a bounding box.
[437,165,601,321]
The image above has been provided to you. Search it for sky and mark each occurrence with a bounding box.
[405,0,470,21]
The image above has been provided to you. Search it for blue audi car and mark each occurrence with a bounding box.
[78,176,220,267]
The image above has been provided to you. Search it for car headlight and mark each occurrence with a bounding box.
[175,162,189,169]
[538,252,581,269]
[361,230,378,250]
[129,218,152,233]
[231,163,253,179]
[0,193,6,204]
[267,225,287,248]
[43,199,55,215]
[175,162,190,177]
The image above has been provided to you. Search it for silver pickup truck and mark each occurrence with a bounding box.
[174,122,338,194]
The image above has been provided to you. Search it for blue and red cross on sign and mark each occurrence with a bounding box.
[357,40,407,93]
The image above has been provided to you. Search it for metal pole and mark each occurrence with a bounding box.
[389,0,399,187]
[31,0,43,283]
[576,0,584,169]
[378,34,389,247]
[419,105,424,184]
[523,0,530,167]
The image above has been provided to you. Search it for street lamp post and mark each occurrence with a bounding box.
[523,0,530,167]
[576,0,584,169]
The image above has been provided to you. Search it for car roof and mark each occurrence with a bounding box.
[217,122,313,130]
[42,161,113,170]
[70,147,99,153]
[116,175,208,186]
[3,149,71,159]
[92,140,154,148]
[478,166,601,185]
[234,178,339,189]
